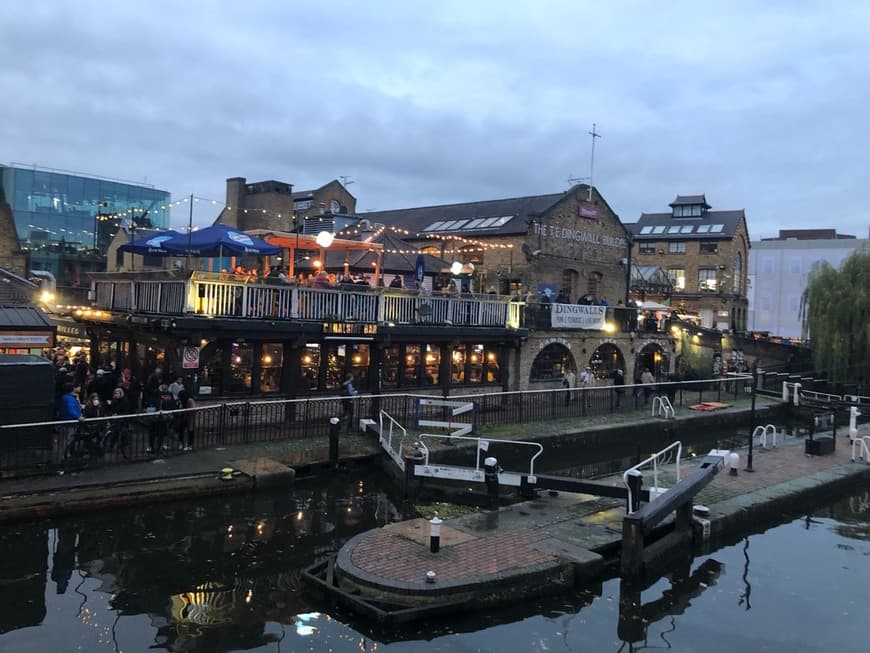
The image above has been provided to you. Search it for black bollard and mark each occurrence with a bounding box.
[625,469,643,513]
[484,456,499,510]
[328,417,340,468]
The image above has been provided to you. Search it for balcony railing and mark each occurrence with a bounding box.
[88,271,524,329]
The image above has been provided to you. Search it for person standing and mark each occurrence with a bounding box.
[177,389,196,451]
[611,368,625,408]
[640,367,656,406]
[340,373,359,433]
[57,382,82,460]
[562,368,576,405]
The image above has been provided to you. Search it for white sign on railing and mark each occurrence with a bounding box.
[550,303,607,329]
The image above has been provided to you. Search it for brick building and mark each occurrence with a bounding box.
[626,194,750,332]
[362,184,630,302]
[217,177,357,234]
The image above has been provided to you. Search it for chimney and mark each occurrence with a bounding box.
[224,177,246,228]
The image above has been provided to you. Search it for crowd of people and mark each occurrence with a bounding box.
[50,348,196,461]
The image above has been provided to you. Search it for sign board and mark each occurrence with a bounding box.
[182,346,200,369]
[323,322,378,336]
[550,304,607,330]
[0,332,53,347]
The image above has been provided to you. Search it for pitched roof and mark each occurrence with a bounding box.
[626,209,746,239]
[0,305,54,329]
[669,194,710,208]
[359,191,569,237]
[321,230,448,274]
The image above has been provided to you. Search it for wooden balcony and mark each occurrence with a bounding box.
[88,271,524,329]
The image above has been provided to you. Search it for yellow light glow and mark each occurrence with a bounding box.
[353,354,362,363]
[40,290,54,303]
[263,355,272,364]
[602,322,616,333]
[313,260,322,268]
[487,353,496,361]
[671,325,681,336]
[303,355,312,364]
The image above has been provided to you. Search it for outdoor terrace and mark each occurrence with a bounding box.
[86,270,524,328]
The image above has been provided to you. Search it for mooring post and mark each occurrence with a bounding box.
[403,443,424,499]
[621,516,644,578]
[328,417,340,468]
[484,456,499,510]
[746,366,757,472]
[429,513,442,553]
[625,468,643,513]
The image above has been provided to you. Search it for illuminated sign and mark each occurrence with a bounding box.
[322,322,378,336]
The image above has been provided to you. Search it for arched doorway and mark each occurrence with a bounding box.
[529,344,575,383]
[635,343,668,381]
[589,342,625,383]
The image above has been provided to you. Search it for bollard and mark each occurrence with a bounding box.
[850,406,861,441]
[328,417,340,468]
[429,513,442,553]
[484,456,499,510]
[728,452,739,476]
[625,468,643,513]
[792,382,801,406]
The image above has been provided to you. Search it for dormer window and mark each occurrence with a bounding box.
[673,204,705,218]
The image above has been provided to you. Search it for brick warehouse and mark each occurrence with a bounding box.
[626,194,750,332]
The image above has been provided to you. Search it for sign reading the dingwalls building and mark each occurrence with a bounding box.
[532,222,626,248]
[550,304,607,330]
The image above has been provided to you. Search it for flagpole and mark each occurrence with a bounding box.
[187,193,193,271]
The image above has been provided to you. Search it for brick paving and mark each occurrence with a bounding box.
[343,426,870,594]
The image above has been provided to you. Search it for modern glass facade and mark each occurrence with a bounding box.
[0,165,170,287]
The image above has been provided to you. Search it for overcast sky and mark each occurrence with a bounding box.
[2,1,868,239]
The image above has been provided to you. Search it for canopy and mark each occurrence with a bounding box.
[164,224,280,257]
[119,230,185,256]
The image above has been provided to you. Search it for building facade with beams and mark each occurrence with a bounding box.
[626,195,750,332]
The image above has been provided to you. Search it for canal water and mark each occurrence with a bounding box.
[0,451,867,651]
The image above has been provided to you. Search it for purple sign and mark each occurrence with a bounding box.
[578,206,598,219]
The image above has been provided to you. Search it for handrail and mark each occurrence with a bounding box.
[622,440,682,511]
[752,423,778,448]
[651,396,674,419]
[416,433,544,479]
[378,409,408,469]
[851,436,870,463]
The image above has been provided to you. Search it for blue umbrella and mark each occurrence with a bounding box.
[163,224,280,257]
[119,230,185,256]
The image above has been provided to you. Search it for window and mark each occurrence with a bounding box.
[733,252,743,293]
[382,345,400,387]
[258,343,283,392]
[788,257,801,274]
[700,240,718,254]
[668,242,686,254]
[404,345,421,385]
[638,242,656,255]
[651,226,666,234]
[463,218,486,230]
[530,344,575,382]
[424,345,440,385]
[667,268,686,290]
[115,247,125,268]
[667,226,683,234]
[709,224,724,233]
[639,226,653,235]
[329,199,341,213]
[423,221,446,231]
[761,255,774,274]
[698,268,717,292]
[451,345,466,384]
[468,344,484,383]
[696,224,711,233]
[301,344,320,390]
[680,225,694,233]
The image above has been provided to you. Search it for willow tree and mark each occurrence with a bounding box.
[801,248,870,383]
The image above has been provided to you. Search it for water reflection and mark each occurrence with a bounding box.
[0,476,868,651]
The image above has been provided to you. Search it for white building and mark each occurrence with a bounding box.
[748,230,868,338]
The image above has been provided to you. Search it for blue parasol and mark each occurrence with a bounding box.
[162,224,280,257]
[119,230,185,256]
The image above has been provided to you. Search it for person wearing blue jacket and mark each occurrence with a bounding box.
[57,382,82,460]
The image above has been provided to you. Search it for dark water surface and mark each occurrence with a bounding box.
[0,466,868,652]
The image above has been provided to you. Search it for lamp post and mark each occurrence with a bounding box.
[94,201,108,250]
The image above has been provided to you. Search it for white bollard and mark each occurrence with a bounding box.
[792,383,801,406]
[782,381,790,402]
[728,452,739,476]
[850,406,861,441]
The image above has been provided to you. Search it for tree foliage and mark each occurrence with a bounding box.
[801,248,870,383]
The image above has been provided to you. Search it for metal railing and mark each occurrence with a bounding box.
[0,376,749,479]
[622,440,683,512]
[88,271,522,328]
[378,409,408,470]
[415,433,544,486]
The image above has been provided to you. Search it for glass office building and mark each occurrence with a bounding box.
[0,165,170,289]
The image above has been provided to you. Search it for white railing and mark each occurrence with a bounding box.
[378,409,409,470]
[415,433,543,486]
[623,440,683,511]
[752,423,778,448]
[851,436,870,463]
[652,396,675,419]
[90,272,522,328]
